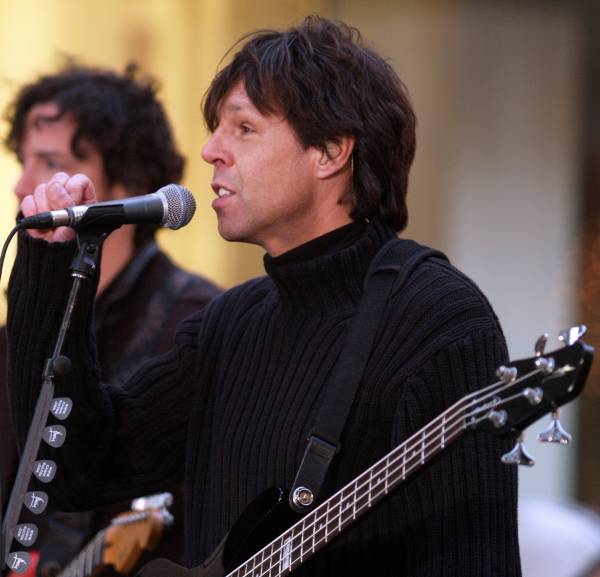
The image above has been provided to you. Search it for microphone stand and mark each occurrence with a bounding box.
[1,225,114,575]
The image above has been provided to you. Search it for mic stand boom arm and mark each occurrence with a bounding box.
[1,225,113,575]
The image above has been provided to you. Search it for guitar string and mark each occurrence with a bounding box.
[234,419,466,577]
[231,366,546,577]
[233,414,463,577]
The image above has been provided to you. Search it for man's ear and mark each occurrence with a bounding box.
[316,135,355,180]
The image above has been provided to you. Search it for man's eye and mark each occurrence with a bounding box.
[46,159,61,170]
[240,124,252,134]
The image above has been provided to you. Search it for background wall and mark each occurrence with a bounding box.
[0,0,593,508]
[337,0,583,502]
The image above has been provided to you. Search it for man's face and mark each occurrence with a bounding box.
[202,83,332,256]
[15,102,111,202]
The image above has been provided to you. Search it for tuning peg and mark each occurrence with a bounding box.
[534,356,555,375]
[558,325,587,346]
[501,434,535,466]
[496,365,517,383]
[132,492,174,511]
[534,333,549,357]
[538,409,572,445]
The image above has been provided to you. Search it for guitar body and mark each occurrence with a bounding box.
[140,488,299,577]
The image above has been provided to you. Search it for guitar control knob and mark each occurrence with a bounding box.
[538,409,572,445]
[501,435,535,467]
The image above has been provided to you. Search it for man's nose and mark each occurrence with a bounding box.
[14,167,35,201]
[202,130,230,166]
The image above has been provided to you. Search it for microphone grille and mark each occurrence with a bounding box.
[159,184,196,229]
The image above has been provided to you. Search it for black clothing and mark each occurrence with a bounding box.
[94,241,221,385]
[2,241,220,575]
[7,221,521,576]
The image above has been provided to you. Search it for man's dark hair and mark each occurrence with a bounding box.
[203,16,416,231]
[4,61,185,246]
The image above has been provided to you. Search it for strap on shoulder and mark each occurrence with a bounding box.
[289,237,445,513]
[364,237,448,296]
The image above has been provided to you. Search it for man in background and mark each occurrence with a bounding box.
[0,62,220,576]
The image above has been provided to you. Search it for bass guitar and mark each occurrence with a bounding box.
[140,327,593,577]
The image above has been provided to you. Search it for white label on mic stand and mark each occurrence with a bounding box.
[51,397,73,420]
[32,460,56,483]
[13,524,38,547]
[43,425,67,448]
[6,552,30,573]
[24,491,48,514]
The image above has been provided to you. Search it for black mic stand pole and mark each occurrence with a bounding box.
[1,225,114,575]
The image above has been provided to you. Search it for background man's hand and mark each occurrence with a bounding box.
[20,172,97,242]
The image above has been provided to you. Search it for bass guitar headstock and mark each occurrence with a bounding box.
[467,325,593,466]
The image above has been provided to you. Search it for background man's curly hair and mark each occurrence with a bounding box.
[203,15,416,231]
[4,61,185,246]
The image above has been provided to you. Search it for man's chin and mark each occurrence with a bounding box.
[217,222,255,245]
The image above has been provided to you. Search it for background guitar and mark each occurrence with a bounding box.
[9,493,173,577]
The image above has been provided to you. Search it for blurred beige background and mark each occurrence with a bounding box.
[0,0,595,512]
[0,0,332,299]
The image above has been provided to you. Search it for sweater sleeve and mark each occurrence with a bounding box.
[6,233,206,510]
[390,330,521,577]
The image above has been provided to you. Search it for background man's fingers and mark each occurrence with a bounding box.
[32,183,52,214]
[20,195,38,218]
[65,173,97,205]
[46,176,77,209]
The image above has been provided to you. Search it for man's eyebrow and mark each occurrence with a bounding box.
[34,150,67,159]
[221,100,255,115]
[17,149,64,164]
[30,113,61,131]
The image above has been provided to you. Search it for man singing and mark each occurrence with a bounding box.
[7,16,521,576]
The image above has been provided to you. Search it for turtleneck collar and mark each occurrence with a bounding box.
[263,219,398,314]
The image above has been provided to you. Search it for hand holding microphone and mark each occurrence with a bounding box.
[18,172,196,243]
[21,173,97,243]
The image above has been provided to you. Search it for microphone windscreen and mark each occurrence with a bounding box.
[159,184,196,229]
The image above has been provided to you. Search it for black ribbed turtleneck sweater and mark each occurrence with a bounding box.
[7,220,521,576]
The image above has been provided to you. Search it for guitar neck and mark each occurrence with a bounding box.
[228,397,471,577]
[57,529,107,577]
[57,509,157,577]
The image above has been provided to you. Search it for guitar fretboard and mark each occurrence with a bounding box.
[57,510,154,577]
[58,529,106,577]
[229,398,472,577]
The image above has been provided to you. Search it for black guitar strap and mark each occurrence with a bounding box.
[289,237,447,513]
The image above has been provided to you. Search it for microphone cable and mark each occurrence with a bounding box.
[0,224,21,288]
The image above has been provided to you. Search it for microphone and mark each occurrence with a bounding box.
[18,184,196,231]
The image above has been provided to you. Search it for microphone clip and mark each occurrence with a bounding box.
[70,226,113,280]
